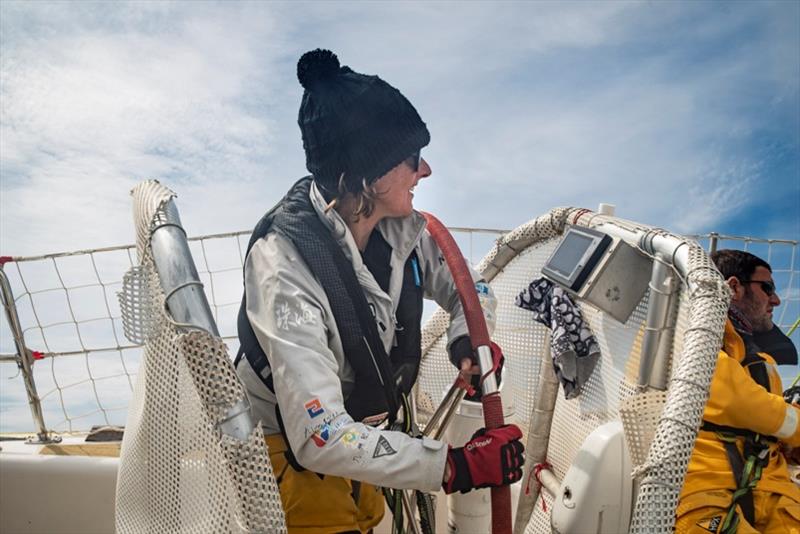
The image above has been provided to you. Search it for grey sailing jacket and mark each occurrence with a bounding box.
[236,182,496,492]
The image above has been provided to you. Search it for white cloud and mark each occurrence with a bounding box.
[2,1,797,256]
[1,1,282,254]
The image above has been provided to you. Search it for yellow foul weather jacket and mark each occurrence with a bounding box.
[680,320,800,501]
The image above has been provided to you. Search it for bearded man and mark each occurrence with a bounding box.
[675,249,800,533]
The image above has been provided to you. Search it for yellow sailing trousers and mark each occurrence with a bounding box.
[675,488,800,533]
[265,433,385,534]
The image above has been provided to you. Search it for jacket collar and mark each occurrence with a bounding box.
[728,305,753,336]
[309,181,364,269]
[377,213,426,261]
[309,181,427,262]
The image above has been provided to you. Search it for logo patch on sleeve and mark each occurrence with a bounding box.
[311,423,332,447]
[341,430,360,447]
[372,435,397,458]
[696,515,722,533]
[275,300,316,331]
[304,398,324,419]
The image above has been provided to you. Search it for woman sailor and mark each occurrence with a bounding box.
[234,49,524,533]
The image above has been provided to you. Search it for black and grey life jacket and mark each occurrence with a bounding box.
[235,176,423,429]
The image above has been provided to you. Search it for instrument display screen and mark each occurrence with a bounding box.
[542,226,612,291]
[548,232,594,279]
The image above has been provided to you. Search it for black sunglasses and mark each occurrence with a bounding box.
[740,279,776,297]
[405,150,422,172]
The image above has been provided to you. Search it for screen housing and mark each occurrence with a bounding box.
[542,226,613,292]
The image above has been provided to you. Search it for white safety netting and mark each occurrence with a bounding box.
[416,208,731,533]
[5,226,793,438]
[114,180,286,533]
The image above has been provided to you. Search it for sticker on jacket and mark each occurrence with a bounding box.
[342,429,371,449]
[275,299,316,331]
[304,398,324,418]
[304,411,347,439]
[372,435,397,458]
[311,426,329,447]
[696,515,722,533]
[345,429,376,466]
[309,418,349,448]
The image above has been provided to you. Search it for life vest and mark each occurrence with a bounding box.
[235,176,423,437]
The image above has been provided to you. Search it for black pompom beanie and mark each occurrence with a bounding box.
[296,49,430,195]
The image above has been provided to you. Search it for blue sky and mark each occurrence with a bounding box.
[1,1,797,256]
[1,1,799,430]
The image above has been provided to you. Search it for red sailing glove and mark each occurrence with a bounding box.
[443,424,524,494]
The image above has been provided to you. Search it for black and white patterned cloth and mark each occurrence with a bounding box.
[516,277,601,399]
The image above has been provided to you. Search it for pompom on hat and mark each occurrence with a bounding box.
[296,49,430,196]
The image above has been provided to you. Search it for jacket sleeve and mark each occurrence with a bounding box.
[245,234,448,491]
[416,229,497,351]
[704,350,800,448]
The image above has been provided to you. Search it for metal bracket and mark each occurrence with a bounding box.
[26,432,62,445]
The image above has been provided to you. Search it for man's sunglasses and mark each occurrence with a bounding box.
[740,279,776,297]
[405,150,422,172]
